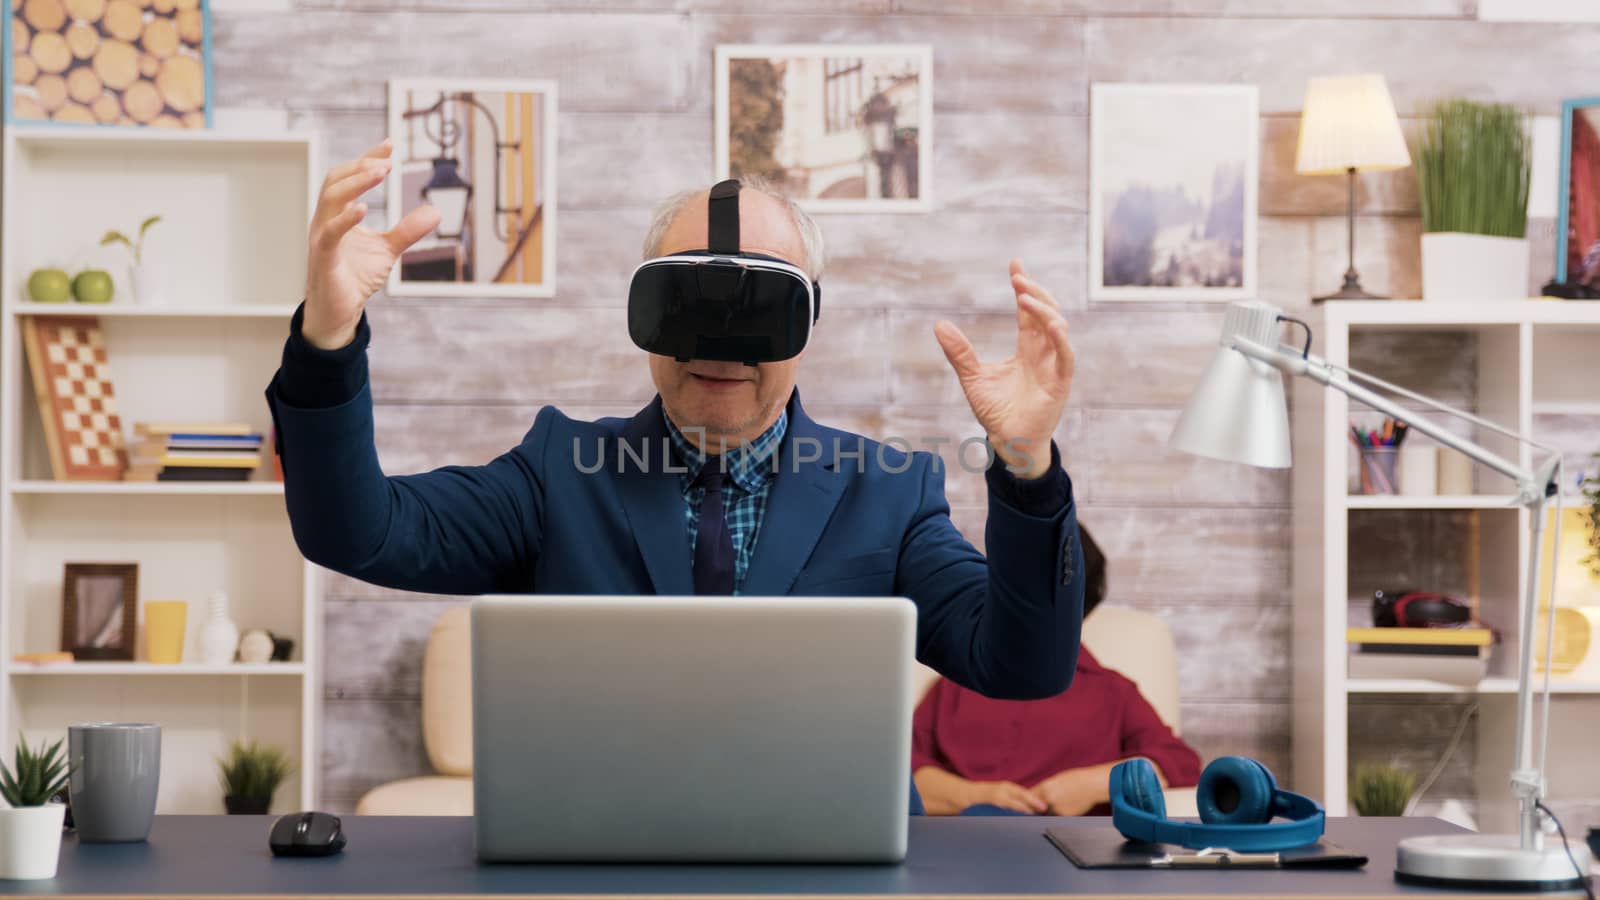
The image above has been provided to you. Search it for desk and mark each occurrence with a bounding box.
[0,814,1555,899]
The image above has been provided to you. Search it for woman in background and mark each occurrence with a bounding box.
[912,526,1202,816]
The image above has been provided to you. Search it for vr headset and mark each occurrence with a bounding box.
[627,179,821,366]
[1110,757,1325,852]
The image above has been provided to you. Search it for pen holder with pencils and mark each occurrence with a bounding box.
[1351,418,1409,495]
[1357,446,1400,494]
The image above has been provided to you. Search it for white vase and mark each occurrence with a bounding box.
[0,803,65,880]
[1420,232,1531,302]
[128,262,163,305]
[198,591,240,666]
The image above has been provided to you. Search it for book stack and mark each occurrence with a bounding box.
[1346,627,1493,686]
[124,423,264,482]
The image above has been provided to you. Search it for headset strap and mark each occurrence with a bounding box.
[709,179,741,255]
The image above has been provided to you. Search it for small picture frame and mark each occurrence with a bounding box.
[715,43,934,213]
[1088,83,1260,302]
[61,563,138,661]
[386,77,559,298]
[1555,96,1600,289]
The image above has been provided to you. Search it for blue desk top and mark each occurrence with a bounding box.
[0,814,1489,898]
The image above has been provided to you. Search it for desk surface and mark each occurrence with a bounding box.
[0,814,1566,899]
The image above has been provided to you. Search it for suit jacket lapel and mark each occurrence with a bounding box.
[741,390,848,596]
[615,397,695,595]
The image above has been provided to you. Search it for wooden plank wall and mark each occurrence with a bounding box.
[208,1,1600,820]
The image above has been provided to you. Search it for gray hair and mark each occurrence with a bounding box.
[641,176,826,282]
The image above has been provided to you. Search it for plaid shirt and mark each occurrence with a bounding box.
[664,408,788,594]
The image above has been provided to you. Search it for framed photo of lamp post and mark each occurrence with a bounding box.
[1555,96,1600,291]
[715,44,933,213]
[386,78,558,298]
[61,562,138,661]
[1088,83,1259,302]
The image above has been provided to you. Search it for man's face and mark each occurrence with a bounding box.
[647,190,808,449]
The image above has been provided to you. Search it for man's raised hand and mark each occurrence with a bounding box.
[302,139,441,350]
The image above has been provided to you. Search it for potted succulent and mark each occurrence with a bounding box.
[217,740,292,815]
[1349,763,1416,817]
[1416,99,1532,302]
[99,215,163,305]
[0,737,75,880]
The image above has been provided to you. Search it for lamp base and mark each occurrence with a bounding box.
[1313,283,1389,303]
[1395,833,1592,892]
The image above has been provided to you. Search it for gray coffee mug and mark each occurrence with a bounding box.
[68,723,161,843]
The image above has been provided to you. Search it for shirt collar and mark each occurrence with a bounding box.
[663,406,788,495]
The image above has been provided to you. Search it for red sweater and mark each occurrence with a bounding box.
[911,648,1201,813]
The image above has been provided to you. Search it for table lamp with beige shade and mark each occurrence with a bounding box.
[1296,73,1412,302]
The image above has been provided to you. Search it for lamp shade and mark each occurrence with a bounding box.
[1168,301,1292,469]
[1295,74,1411,175]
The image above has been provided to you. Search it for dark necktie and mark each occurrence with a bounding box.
[692,458,735,595]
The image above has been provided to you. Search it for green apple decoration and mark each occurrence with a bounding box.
[72,270,114,304]
[26,268,72,304]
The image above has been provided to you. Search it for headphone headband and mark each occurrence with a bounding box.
[708,178,741,255]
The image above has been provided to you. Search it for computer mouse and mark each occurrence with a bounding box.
[268,811,346,857]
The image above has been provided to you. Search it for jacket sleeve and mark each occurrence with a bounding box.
[264,308,546,594]
[894,443,1084,700]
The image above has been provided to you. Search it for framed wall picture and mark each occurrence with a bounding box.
[62,562,138,661]
[386,78,558,298]
[716,44,933,213]
[1556,96,1600,290]
[4,0,213,127]
[1089,83,1259,301]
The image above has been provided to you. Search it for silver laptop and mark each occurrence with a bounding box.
[470,595,916,863]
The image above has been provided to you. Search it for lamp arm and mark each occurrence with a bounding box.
[1326,361,1560,459]
[1229,336,1544,500]
[1231,332,1564,854]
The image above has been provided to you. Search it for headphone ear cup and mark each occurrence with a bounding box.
[1118,758,1167,820]
[1197,756,1276,825]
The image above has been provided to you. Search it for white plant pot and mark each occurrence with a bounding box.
[128,263,163,305]
[1420,232,1530,302]
[0,803,65,880]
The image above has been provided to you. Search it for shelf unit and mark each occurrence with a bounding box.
[0,126,323,815]
[1292,300,1600,831]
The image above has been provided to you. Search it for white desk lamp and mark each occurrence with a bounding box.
[1169,299,1593,892]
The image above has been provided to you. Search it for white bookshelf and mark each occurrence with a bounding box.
[8,481,285,496]
[1292,300,1600,831]
[0,126,323,815]
[8,303,302,319]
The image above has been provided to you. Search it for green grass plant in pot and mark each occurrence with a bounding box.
[100,215,162,305]
[1350,762,1417,817]
[0,737,76,880]
[1416,99,1531,302]
[217,740,292,815]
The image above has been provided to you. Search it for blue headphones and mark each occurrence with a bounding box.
[1110,757,1325,852]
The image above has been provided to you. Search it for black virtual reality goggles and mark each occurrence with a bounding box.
[627,179,821,366]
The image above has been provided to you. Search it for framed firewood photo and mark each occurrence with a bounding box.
[4,0,212,128]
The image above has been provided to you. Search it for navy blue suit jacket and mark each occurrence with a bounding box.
[266,369,1086,812]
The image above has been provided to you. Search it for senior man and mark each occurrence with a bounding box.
[264,140,1086,814]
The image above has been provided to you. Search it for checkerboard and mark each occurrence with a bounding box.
[22,317,127,480]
